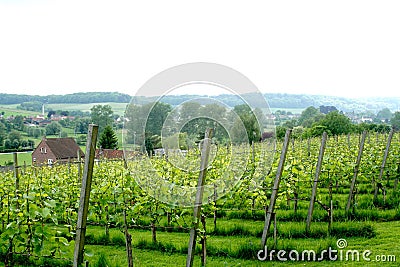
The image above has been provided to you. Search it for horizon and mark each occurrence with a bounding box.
[1,90,400,100]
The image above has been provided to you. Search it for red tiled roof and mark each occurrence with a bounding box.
[95,149,125,159]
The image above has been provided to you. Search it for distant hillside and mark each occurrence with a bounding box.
[0,92,131,105]
[131,93,400,113]
[0,92,399,113]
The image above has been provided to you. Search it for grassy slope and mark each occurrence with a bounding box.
[0,151,32,165]
[46,102,129,116]
[33,220,399,267]
[0,103,129,116]
[0,104,38,117]
[1,103,305,117]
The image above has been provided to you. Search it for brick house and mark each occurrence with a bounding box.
[32,137,84,165]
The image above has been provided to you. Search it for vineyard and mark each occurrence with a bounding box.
[1,131,400,266]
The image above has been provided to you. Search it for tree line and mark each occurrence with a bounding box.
[124,101,265,156]
[0,92,131,105]
[276,106,400,139]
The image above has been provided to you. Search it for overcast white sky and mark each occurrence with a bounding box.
[0,0,399,98]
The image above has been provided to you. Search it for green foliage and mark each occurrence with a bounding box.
[99,125,118,149]
[376,108,393,121]
[124,102,172,147]
[74,118,91,134]
[0,92,131,105]
[91,104,114,134]
[298,106,323,127]
[317,111,352,135]
[391,111,400,131]
[145,102,172,136]
[26,126,45,138]
[76,135,87,145]
[45,121,62,135]
[94,253,110,267]
[232,104,261,143]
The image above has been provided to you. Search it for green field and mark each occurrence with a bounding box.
[0,104,38,117]
[46,102,129,116]
[0,102,129,116]
[0,151,32,166]
[1,103,304,117]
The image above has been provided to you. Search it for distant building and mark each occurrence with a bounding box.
[95,148,125,160]
[32,137,84,165]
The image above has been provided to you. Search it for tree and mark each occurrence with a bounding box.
[298,106,324,127]
[12,115,25,131]
[391,112,400,131]
[98,125,118,149]
[0,123,5,146]
[144,134,161,157]
[231,104,261,144]
[74,118,91,134]
[145,102,172,136]
[47,110,56,119]
[45,121,62,135]
[90,104,114,134]
[4,130,22,149]
[8,130,22,144]
[319,105,338,114]
[376,108,392,122]
[17,101,42,112]
[318,111,352,135]
[124,102,172,146]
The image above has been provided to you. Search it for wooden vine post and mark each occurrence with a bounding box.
[186,128,213,267]
[77,149,82,181]
[346,130,367,212]
[306,132,327,233]
[73,124,98,267]
[374,128,394,201]
[13,152,19,191]
[123,210,133,267]
[260,129,291,248]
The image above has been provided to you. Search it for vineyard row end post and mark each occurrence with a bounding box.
[260,129,291,248]
[346,130,367,212]
[374,128,394,201]
[186,128,213,267]
[73,124,99,267]
[306,131,328,233]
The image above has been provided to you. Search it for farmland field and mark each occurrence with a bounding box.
[0,103,129,116]
[0,152,32,166]
[1,103,305,117]
[0,132,400,266]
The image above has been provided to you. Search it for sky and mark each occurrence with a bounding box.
[0,0,399,98]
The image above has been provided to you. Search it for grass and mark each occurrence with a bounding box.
[1,219,398,266]
[50,221,400,266]
[0,102,129,116]
[0,151,32,165]
[46,102,129,116]
[0,104,38,117]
